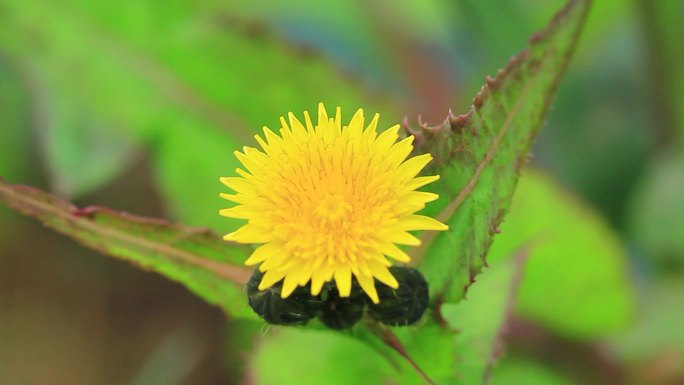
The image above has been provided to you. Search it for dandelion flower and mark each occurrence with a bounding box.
[220,103,447,304]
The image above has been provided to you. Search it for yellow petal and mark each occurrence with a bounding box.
[263,126,283,148]
[223,225,273,243]
[280,272,299,298]
[279,116,293,139]
[378,242,412,263]
[235,168,252,179]
[373,125,400,152]
[397,153,433,180]
[317,102,329,127]
[355,272,379,304]
[398,215,449,231]
[386,136,415,167]
[368,260,399,289]
[219,206,253,219]
[311,270,327,296]
[219,193,251,205]
[385,231,421,246]
[366,113,380,134]
[347,108,365,137]
[254,132,273,156]
[334,265,352,297]
[245,242,282,265]
[288,112,307,138]
[303,110,315,134]
[234,149,264,174]
[258,251,289,270]
[259,269,286,290]
[403,191,439,205]
[333,106,343,132]
[393,201,426,216]
[220,177,254,195]
[355,258,372,276]
[405,175,440,191]
[297,265,313,285]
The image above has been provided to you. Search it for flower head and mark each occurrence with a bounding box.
[220,103,447,303]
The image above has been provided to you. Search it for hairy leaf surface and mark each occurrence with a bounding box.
[414,0,591,303]
[0,178,254,318]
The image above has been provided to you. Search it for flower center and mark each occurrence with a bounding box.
[314,193,352,223]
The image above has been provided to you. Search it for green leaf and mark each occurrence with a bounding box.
[487,169,634,338]
[365,248,528,385]
[0,57,33,245]
[638,0,684,147]
[250,328,394,385]
[490,357,579,385]
[440,248,528,385]
[0,60,31,185]
[392,323,457,385]
[607,279,684,363]
[414,0,591,303]
[39,98,140,198]
[453,0,567,71]
[627,152,684,268]
[224,0,455,87]
[0,1,173,196]
[0,178,255,318]
[364,247,527,385]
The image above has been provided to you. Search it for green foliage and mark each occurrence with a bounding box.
[453,0,566,66]
[441,251,526,385]
[0,1,164,195]
[40,103,139,197]
[638,0,684,147]
[0,178,254,318]
[152,119,242,232]
[488,170,634,338]
[608,280,684,363]
[0,59,31,184]
[416,0,591,303]
[530,0,649,222]
[392,323,457,385]
[0,0,397,208]
[250,329,394,385]
[0,58,33,244]
[490,358,578,385]
[627,153,684,268]
[225,0,455,86]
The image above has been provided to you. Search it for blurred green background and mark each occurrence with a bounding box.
[0,0,683,384]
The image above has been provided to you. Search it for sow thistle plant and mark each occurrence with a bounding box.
[220,103,447,328]
[0,0,591,382]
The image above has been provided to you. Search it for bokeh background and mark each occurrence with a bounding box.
[1,0,683,384]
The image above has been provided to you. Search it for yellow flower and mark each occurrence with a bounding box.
[220,103,447,304]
